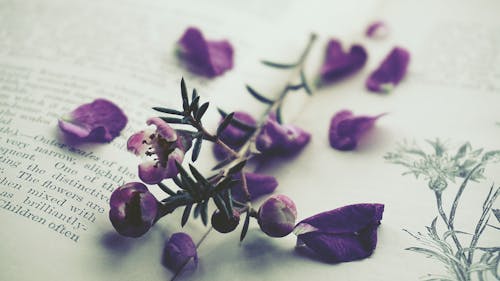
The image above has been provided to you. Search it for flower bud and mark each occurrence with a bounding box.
[258,195,297,238]
[211,209,240,233]
[109,182,158,238]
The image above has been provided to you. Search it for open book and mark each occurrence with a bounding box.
[1,0,499,280]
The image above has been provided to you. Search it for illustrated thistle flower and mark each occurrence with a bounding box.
[256,114,311,156]
[319,39,368,85]
[162,232,198,271]
[258,195,297,238]
[211,209,241,233]
[294,203,384,263]
[127,117,192,184]
[329,110,384,151]
[365,21,389,39]
[231,172,278,202]
[213,111,256,160]
[178,27,234,77]
[109,182,158,238]
[58,99,127,143]
[366,47,410,93]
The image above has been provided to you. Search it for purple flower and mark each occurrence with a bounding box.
[256,114,311,156]
[231,172,278,202]
[329,110,384,151]
[365,21,389,39]
[162,232,198,271]
[178,27,234,77]
[258,194,297,238]
[127,118,192,184]
[213,111,256,160]
[319,39,368,85]
[211,209,240,233]
[294,203,384,263]
[109,182,158,238]
[58,99,127,143]
[366,47,410,93]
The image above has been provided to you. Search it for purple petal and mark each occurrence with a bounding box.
[138,148,184,184]
[365,21,389,39]
[256,116,311,156]
[329,110,384,151]
[218,111,256,146]
[178,27,234,77]
[294,203,384,263]
[319,40,367,85]
[58,99,127,143]
[366,47,410,93]
[127,129,154,155]
[162,232,198,271]
[146,117,177,142]
[231,172,278,202]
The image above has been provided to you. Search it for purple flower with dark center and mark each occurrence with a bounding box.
[366,47,410,93]
[127,117,192,184]
[211,209,240,233]
[231,172,278,202]
[109,182,158,238]
[365,21,389,39]
[162,232,198,271]
[258,194,297,238]
[58,99,127,143]
[319,39,368,85]
[329,110,384,151]
[294,203,384,263]
[178,27,234,77]
[213,111,256,160]
[256,114,311,156]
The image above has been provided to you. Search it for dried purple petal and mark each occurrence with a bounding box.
[258,194,297,238]
[365,21,389,39]
[319,39,367,85]
[256,114,311,156]
[162,232,198,271]
[294,203,384,263]
[128,120,192,184]
[213,111,256,160]
[366,47,410,93]
[58,99,127,143]
[329,110,384,151]
[178,27,234,77]
[231,172,278,202]
[109,182,158,238]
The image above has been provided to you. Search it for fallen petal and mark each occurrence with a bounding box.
[256,115,311,156]
[162,232,198,271]
[319,39,368,85]
[365,21,389,39]
[231,172,278,202]
[58,99,127,143]
[366,47,410,93]
[329,110,384,151]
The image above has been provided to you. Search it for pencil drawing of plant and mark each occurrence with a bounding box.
[385,139,500,281]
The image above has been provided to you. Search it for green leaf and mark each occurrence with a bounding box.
[190,95,200,114]
[240,212,251,241]
[188,164,210,188]
[196,102,209,120]
[217,108,256,132]
[276,105,283,124]
[191,89,198,102]
[157,182,176,196]
[172,176,183,188]
[217,112,234,136]
[181,78,189,112]
[260,60,297,69]
[152,107,184,116]
[160,117,186,124]
[181,203,193,227]
[213,194,230,219]
[191,137,203,162]
[175,161,196,193]
[245,85,274,104]
[211,157,234,170]
[193,203,201,219]
[200,200,208,226]
[228,160,247,175]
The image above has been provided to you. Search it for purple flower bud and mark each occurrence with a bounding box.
[109,182,158,238]
[319,39,367,85]
[366,47,410,93]
[58,99,127,143]
[232,172,278,202]
[258,195,297,238]
[162,232,198,271]
[213,111,256,160]
[329,110,384,151]
[127,120,193,184]
[256,114,311,156]
[365,21,389,39]
[294,203,384,263]
[178,27,234,77]
[211,209,240,233]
